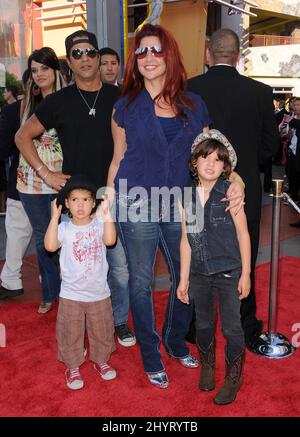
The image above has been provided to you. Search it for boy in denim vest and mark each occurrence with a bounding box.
[177,130,251,405]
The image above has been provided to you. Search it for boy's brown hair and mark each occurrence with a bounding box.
[189,138,232,186]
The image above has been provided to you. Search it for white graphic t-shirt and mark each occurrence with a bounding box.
[57,217,110,302]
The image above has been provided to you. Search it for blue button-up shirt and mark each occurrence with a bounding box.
[113,88,210,190]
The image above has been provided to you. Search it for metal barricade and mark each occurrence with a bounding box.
[250,179,296,358]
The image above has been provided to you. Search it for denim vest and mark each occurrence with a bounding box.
[186,179,241,275]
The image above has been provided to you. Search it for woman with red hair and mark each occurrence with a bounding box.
[107,24,243,388]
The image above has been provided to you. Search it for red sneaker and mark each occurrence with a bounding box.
[94,362,117,380]
[65,367,84,390]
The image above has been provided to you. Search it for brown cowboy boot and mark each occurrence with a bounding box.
[214,351,245,405]
[197,338,216,391]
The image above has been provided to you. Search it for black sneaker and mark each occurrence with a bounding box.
[0,285,24,300]
[115,324,136,347]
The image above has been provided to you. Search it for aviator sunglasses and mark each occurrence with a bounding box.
[134,45,163,59]
[71,47,98,60]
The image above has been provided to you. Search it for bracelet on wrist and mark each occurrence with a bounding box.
[35,164,45,173]
[42,171,50,181]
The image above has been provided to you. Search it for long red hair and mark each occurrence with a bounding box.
[121,24,195,115]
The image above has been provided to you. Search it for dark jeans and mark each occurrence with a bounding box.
[117,194,192,374]
[19,193,61,303]
[191,269,245,362]
[187,217,262,343]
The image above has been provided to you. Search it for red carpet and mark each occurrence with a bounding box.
[0,256,299,417]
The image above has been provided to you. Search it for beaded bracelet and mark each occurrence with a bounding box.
[35,164,44,173]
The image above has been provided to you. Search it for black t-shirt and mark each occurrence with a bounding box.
[35,83,119,189]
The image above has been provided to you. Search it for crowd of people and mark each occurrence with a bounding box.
[0,25,283,404]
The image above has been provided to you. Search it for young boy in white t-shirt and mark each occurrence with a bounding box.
[44,174,117,390]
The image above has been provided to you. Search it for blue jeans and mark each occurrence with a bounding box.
[107,236,130,327]
[191,269,245,362]
[117,194,192,373]
[19,193,61,303]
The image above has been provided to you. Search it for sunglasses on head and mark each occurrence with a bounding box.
[134,45,163,59]
[71,47,98,60]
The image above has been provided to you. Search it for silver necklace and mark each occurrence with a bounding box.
[77,86,100,117]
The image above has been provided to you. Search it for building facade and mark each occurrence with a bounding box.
[227,0,300,96]
[0,0,87,80]
[2,0,300,98]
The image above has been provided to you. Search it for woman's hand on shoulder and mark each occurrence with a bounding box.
[223,179,245,215]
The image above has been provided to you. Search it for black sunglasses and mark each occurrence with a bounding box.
[71,48,98,60]
[134,45,163,59]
